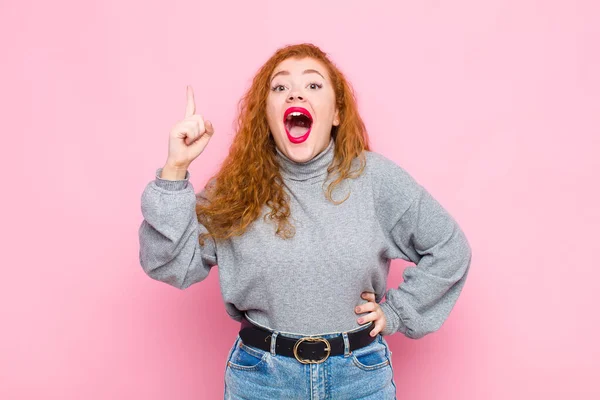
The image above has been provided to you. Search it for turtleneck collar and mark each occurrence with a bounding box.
[275,137,335,182]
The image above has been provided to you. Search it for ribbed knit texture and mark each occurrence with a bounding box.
[138,138,472,338]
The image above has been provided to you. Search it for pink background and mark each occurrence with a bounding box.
[1,0,598,398]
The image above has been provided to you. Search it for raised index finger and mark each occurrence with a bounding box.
[185,85,196,118]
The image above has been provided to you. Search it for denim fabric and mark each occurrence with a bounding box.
[224,322,397,399]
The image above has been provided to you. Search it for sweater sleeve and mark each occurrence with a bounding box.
[138,168,218,290]
[370,153,472,339]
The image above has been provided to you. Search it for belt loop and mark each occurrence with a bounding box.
[270,331,279,356]
[342,331,351,357]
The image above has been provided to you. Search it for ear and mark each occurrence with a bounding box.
[333,108,340,126]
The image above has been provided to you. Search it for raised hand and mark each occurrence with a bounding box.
[165,85,215,170]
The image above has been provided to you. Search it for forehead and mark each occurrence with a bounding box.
[271,57,330,79]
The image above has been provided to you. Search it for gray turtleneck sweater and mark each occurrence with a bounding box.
[138,138,472,339]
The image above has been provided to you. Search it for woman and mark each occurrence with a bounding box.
[139,43,472,399]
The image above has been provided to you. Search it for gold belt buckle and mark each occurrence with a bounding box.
[293,337,331,364]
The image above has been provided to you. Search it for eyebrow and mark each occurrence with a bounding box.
[270,69,325,82]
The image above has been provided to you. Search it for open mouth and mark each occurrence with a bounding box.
[283,107,313,143]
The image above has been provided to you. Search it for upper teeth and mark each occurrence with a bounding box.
[287,111,307,120]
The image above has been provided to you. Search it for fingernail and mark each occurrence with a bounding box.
[358,318,363,323]
[355,307,360,312]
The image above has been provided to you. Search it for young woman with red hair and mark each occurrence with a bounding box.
[139,43,472,399]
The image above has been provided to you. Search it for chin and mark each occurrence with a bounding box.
[285,147,315,163]
[276,134,322,162]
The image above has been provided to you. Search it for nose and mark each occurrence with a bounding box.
[287,91,304,102]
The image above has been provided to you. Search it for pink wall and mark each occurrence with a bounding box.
[1,0,598,398]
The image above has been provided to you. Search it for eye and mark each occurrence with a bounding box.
[308,82,323,90]
[271,84,286,92]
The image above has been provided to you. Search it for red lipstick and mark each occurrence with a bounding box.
[283,107,313,144]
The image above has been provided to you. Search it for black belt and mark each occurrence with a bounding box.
[238,316,376,364]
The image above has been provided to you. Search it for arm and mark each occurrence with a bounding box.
[370,153,472,339]
[138,168,217,290]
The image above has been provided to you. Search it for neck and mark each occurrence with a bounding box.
[275,138,335,182]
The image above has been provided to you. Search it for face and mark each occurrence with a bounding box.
[266,57,340,163]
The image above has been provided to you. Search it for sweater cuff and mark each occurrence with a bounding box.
[154,167,190,191]
[379,301,402,336]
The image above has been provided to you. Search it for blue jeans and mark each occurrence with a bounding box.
[224,320,397,399]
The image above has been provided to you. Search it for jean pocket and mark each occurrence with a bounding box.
[350,336,391,371]
[227,338,269,371]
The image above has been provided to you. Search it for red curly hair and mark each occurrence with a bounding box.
[196,43,371,245]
